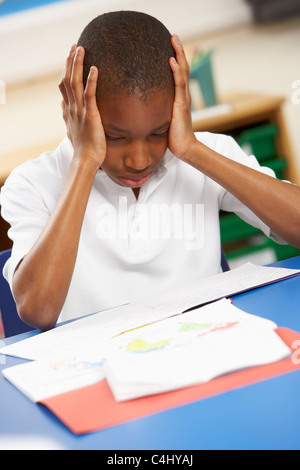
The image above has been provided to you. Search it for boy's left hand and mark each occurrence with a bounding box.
[168,35,197,161]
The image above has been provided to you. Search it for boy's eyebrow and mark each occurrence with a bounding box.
[104,125,130,134]
[104,121,170,134]
[152,121,170,132]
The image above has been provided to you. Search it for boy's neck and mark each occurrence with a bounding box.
[132,188,140,199]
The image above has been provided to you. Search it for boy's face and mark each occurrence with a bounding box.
[99,89,174,192]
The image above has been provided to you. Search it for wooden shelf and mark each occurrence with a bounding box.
[192,91,299,184]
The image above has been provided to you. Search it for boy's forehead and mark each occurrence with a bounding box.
[98,89,174,130]
[97,86,174,106]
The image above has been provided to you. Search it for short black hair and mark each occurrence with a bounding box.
[77,11,175,99]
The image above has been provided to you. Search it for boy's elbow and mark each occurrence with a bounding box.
[12,274,61,331]
[16,297,59,331]
[284,223,300,250]
[290,237,300,251]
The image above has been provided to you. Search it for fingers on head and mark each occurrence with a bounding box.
[84,66,99,115]
[171,35,190,75]
[59,44,79,104]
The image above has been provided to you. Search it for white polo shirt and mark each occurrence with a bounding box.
[0,132,286,323]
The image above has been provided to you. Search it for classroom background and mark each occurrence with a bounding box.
[1,0,300,337]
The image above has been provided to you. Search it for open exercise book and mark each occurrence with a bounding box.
[1,262,299,404]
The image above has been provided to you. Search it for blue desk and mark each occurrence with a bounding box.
[1,257,300,450]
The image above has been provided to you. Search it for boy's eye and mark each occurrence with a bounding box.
[105,134,124,142]
[152,131,169,138]
[105,131,169,142]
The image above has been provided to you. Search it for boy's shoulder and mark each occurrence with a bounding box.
[4,137,72,185]
[195,131,238,154]
[165,131,249,179]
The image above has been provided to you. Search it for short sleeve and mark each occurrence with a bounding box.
[0,158,62,288]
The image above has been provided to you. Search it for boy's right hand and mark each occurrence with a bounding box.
[59,45,106,170]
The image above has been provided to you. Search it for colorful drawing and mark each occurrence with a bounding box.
[179,322,212,333]
[125,338,171,353]
[199,321,239,337]
[69,359,105,372]
[50,356,105,372]
[123,320,240,355]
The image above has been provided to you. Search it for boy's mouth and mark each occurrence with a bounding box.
[118,173,151,188]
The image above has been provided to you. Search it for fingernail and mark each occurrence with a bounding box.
[173,34,181,46]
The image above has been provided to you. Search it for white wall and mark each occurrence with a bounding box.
[0,0,252,86]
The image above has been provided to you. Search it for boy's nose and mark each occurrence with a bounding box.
[124,142,152,171]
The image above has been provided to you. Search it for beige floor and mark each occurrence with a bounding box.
[1,15,300,183]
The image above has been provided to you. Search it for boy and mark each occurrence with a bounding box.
[1,11,300,331]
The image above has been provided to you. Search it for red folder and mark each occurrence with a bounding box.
[40,328,300,435]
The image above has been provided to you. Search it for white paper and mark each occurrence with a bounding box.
[0,262,299,362]
[103,299,291,401]
[138,262,300,315]
[2,344,106,402]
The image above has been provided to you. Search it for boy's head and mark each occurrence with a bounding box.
[77,10,175,100]
[77,11,176,196]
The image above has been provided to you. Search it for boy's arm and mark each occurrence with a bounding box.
[12,46,105,330]
[169,35,300,249]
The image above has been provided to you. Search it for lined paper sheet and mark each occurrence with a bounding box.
[139,262,300,315]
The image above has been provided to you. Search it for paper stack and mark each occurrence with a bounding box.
[103,299,291,401]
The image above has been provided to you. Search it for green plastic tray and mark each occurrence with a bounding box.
[238,124,279,162]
